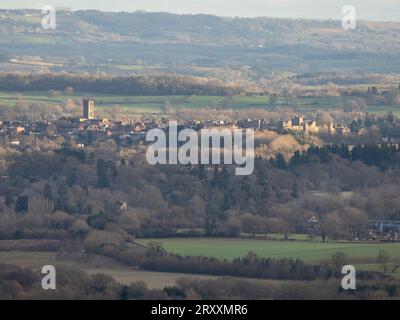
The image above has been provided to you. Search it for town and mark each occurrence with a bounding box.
[0,98,377,149]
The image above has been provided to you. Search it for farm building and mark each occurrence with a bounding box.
[368,220,400,241]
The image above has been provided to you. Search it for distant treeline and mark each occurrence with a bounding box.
[0,73,247,96]
[289,144,400,171]
[0,263,398,300]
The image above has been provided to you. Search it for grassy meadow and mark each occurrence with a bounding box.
[0,90,399,115]
[0,90,391,114]
[1,235,400,287]
[138,237,400,273]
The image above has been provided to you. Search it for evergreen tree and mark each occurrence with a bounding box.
[15,195,29,213]
[275,153,287,169]
[97,159,110,188]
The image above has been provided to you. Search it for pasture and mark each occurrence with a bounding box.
[0,90,350,114]
[0,90,398,117]
[138,237,400,271]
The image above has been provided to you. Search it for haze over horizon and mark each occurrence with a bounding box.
[1,0,400,22]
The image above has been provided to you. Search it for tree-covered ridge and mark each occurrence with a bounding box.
[1,139,400,243]
[2,10,400,73]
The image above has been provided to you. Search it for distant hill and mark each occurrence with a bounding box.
[1,9,400,74]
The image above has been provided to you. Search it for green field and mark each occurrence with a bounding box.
[0,91,270,113]
[1,236,399,285]
[1,90,399,116]
[138,238,400,271]
[0,91,343,114]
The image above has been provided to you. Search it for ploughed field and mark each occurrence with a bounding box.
[0,251,300,288]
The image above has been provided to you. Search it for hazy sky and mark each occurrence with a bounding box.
[1,0,400,21]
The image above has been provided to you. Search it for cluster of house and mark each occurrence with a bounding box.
[304,216,400,242]
[0,120,50,146]
[0,99,357,148]
[55,117,158,145]
[367,220,400,242]
[279,116,351,135]
[0,99,161,147]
